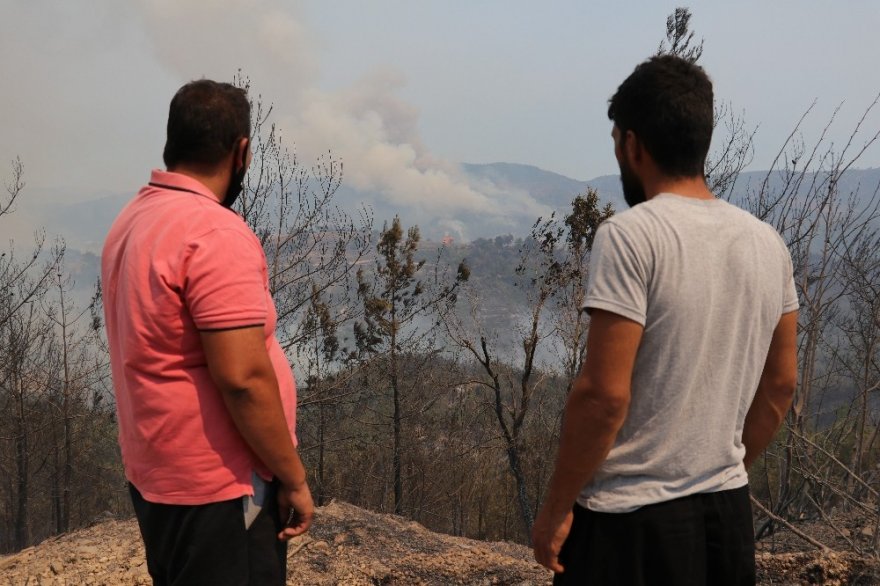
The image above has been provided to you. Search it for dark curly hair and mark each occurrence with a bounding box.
[163,79,250,169]
[608,55,713,178]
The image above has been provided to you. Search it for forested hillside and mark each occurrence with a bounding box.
[2,12,880,576]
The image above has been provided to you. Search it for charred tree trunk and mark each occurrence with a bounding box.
[14,373,29,551]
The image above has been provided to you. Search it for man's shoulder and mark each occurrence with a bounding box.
[104,183,262,262]
[599,196,789,252]
[590,208,651,259]
[599,203,646,230]
[143,185,257,242]
[188,201,255,237]
[711,199,789,246]
[620,195,780,232]
[597,202,660,240]
[185,208,263,260]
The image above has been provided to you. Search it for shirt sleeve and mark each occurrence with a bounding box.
[781,242,799,314]
[583,221,649,326]
[182,227,269,330]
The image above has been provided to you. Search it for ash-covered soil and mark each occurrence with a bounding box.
[1,500,878,585]
[0,501,550,585]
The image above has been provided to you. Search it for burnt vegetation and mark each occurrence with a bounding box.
[0,10,879,578]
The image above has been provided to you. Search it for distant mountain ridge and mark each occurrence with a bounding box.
[17,163,880,254]
[24,162,623,253]
[462,162,626,213]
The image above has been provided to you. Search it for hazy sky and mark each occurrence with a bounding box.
[2,1,879,212]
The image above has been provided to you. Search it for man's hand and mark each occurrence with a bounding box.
[531,310,641,572]
[532,506,573,573]
[277,481,314,540]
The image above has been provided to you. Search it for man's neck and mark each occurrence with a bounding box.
[644,174,714,202]
[167,165,228,204]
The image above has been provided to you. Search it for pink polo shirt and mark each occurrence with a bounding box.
[101,170,297,505]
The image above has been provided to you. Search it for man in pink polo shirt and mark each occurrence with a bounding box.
[102,79,312,585]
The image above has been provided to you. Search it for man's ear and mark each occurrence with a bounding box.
[235,137,250,170]
[623,130,642,163]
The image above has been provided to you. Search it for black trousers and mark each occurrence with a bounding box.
[129,482,288,586]
[554,485,756,586]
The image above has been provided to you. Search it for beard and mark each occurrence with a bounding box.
[619,159,647,208]
[223,158,247,209]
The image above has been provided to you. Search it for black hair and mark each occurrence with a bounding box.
[608,55,713,177]
[162,80,251,169]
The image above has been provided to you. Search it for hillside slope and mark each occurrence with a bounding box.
[2,500,879,585]
[0,501,550,585]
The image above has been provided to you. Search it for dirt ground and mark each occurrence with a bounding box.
[1,500,878,585]
[753,509,880,585]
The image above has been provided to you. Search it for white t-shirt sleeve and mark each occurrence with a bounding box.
[782,249,799,314]
[583,221,649,326]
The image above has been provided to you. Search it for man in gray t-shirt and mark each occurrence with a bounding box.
[533,55,798,585]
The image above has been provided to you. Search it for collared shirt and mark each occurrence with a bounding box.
[101,170,297,505]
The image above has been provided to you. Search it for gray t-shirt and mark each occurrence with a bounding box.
[580,193,798,513]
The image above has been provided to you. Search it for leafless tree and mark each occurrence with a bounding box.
[0,160,60,334]
[233,73,373,353]
[40,246,110,533]
[744,97,880,557]
[838,231,880,492]
[354,217,467,515]
[443,193,611,541]
[0,296,52,550]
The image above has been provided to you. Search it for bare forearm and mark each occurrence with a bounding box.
[532,310,641,571]
[200,327,307,489]
[542,389,628,517]
[743,311,798,469]
[222,378,306,488]
[742,386,793,469]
